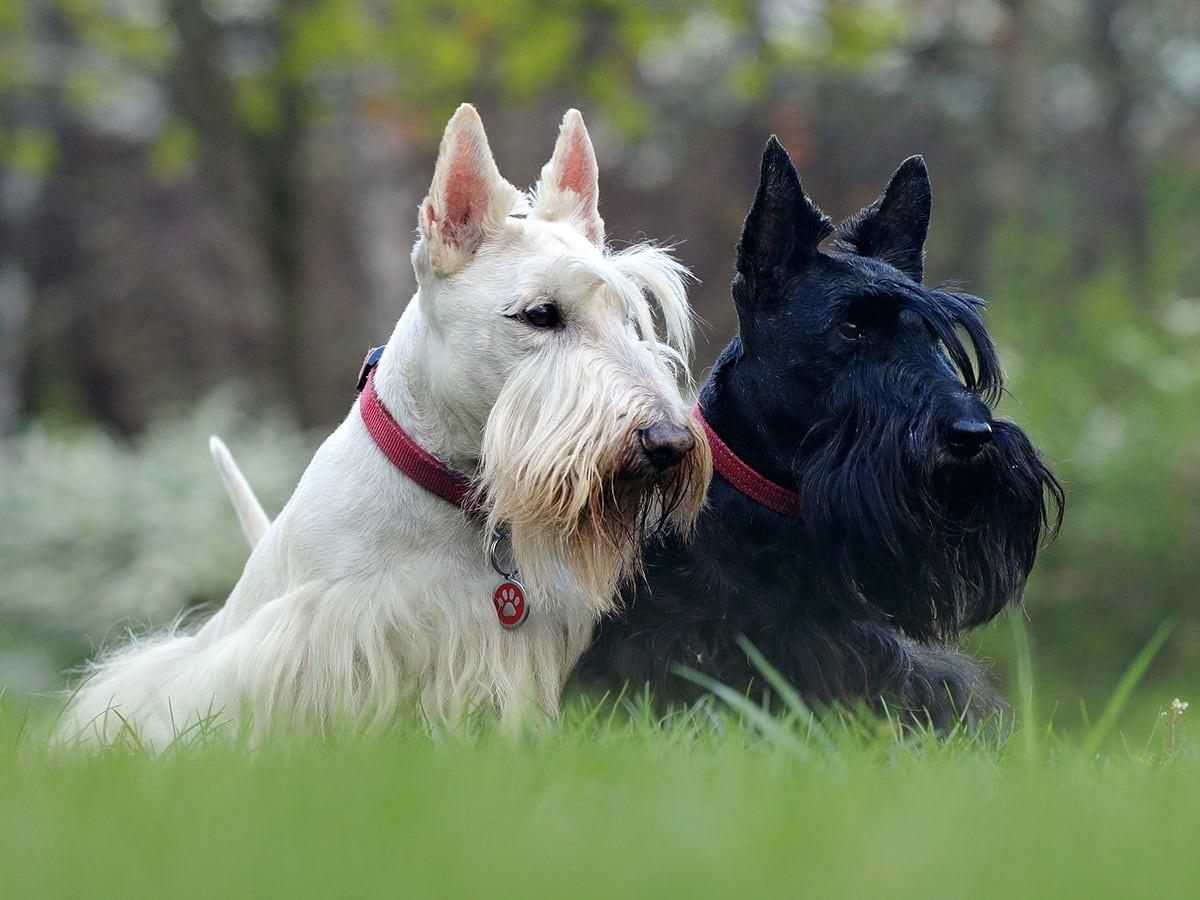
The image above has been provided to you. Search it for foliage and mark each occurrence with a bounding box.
[0,389,313,689]
[4,0,902,153]
[975,161,1200,708]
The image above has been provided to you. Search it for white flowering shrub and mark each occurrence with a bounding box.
[0,389,315,687]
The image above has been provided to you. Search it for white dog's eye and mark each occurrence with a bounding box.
[519,302,562,329]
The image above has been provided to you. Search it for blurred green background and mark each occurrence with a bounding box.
[1,0,1197,718]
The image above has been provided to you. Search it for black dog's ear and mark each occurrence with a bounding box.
[736,137,832,280]
[835,155,931,282]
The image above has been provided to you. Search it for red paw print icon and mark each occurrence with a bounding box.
[493,580,528,629]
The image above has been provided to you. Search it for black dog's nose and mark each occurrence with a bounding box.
[947,417,993,459]
[639,423,695,471]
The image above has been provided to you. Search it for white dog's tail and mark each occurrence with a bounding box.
[208,435,271,549]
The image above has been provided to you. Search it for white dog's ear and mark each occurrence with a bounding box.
[419,104,518,275]
[532,109,605,246]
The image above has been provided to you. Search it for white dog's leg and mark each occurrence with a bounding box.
[64,580,385,748]
[63,629,230,749]
[63,565,579,749]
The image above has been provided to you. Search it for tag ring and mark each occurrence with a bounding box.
[489,529,517,580]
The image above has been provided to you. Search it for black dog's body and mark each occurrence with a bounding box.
[577,141,1061,727]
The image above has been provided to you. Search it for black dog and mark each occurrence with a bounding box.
[577,138,1063,728]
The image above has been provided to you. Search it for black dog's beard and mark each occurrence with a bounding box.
[797,397,1063,643]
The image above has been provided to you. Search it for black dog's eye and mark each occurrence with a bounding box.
[837,320,862,341]
[520,303,561,329]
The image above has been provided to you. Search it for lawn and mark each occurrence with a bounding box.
[1,658,1195,900]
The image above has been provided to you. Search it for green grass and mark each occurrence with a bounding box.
[0,683,1196,899]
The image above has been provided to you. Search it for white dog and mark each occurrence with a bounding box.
[62,104,710,747]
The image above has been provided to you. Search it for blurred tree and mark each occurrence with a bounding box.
[2,0,1200,700]
[2,0,909,427]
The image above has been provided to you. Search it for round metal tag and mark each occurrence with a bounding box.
[493,579,529,629]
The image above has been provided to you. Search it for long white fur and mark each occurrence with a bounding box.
[60,104,708,748]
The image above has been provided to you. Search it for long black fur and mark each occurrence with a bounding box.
[576,139,1063,729]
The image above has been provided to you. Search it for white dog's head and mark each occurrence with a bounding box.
[409,104,710,606]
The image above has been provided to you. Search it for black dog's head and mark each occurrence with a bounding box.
[712,137,1063,642]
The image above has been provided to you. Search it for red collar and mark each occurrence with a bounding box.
[356,345,801,520]
[693,405,802,518]
[359,368,477,511]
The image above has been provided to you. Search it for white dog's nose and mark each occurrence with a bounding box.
[639,423,695,471]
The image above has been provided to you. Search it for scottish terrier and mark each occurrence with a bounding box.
[577,138,1063,728]
[62,105,710,747]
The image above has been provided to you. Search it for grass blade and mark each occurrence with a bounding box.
[735,636,836,756]
[673,665,811,760]
[1009,614,1037,766]
[1082,620,1174,758]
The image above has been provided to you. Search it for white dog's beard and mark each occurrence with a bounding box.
[479,350,710,611]
[497,458,708,612]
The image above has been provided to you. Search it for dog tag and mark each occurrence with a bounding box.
[493,579,529,629]
[489,529,529,629]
